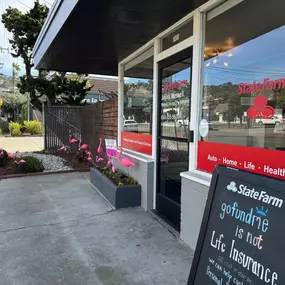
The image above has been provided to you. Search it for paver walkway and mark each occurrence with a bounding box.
[0,136,44,152]
[0,172,193,285]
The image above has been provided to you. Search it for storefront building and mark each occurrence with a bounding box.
[34,0,285,250]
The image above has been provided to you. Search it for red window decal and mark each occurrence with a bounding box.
[247,95,275,119]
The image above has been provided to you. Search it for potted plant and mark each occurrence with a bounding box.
[90,164,141,209]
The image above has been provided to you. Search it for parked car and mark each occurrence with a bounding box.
[176,118,216,130]
[176,117,189,127]
[255,115,283,125]
[123,120,138,132]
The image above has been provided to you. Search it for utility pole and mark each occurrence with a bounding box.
[0,47,9,75]
[0,47,9,53]
[12,66,15,94]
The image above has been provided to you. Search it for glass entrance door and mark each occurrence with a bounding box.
[156,47,193,231]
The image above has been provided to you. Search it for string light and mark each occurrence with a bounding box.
[224,62,229,67]
[213,59,217,64]
[227,53,233,57]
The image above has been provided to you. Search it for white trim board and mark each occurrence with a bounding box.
[124,47,154,71]
[122,149,154,163]
[155,36,194,62]
[180,170,212,187]
[207,0,244,20]
[117,64,124,146]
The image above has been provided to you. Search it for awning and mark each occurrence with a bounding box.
[33,0,208,76]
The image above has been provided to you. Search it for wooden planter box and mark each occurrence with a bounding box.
[90,167,141,209]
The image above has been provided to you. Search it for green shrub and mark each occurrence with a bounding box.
[0,119,9,134]
[13,156,44,173]
[23,120,43,135]
[9,122,22,136]
[0,149,8,167]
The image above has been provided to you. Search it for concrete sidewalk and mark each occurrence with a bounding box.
[0,172,193,285]
[0,136,44,152]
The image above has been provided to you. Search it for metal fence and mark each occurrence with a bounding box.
[44,100,118,153]
[44,106,82,151]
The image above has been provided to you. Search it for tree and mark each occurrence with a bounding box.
[1,92,27,121]
[228,92,250,128]
[2,1,91,110]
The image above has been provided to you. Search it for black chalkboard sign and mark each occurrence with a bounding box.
[187,165,285,285]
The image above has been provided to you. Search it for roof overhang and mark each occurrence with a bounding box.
[33,0,208,76]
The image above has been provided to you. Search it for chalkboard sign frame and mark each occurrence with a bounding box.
[187,165,285,285]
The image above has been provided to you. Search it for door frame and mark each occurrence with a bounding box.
[156,46,193,230]
[154,26,195,216]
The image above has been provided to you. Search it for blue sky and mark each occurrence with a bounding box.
[204,25,285,85]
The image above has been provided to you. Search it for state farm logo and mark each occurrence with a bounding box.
[227,181,237,192]
[247,95,275,119]
[226,181,283,208]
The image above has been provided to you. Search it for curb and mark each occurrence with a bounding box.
[0,168,90,180]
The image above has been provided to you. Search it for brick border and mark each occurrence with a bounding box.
[0,168,90,180]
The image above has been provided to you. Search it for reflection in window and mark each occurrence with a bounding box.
[123,80,153,134]
[201,0,285,152]
[123,54,154,135]
[160,58,191,139]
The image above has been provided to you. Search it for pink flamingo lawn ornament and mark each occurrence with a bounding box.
[59,145,69,151]
[161,150,169,164]
[80,144,89,151]
[14,159,26,165]
[97,138,103,154]
[95,156,104,163]
[107,156,116,173]
[117,147,135,168]
[8,153,15,160]
[107,157,112,166]
[69,135,78,144]
[78,136,90,151]
[85,150,93,162]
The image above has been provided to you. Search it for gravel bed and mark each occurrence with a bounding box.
[20,152,72,172]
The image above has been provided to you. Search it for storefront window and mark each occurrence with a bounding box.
[198,0,285,180]
[122,52,153,155]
